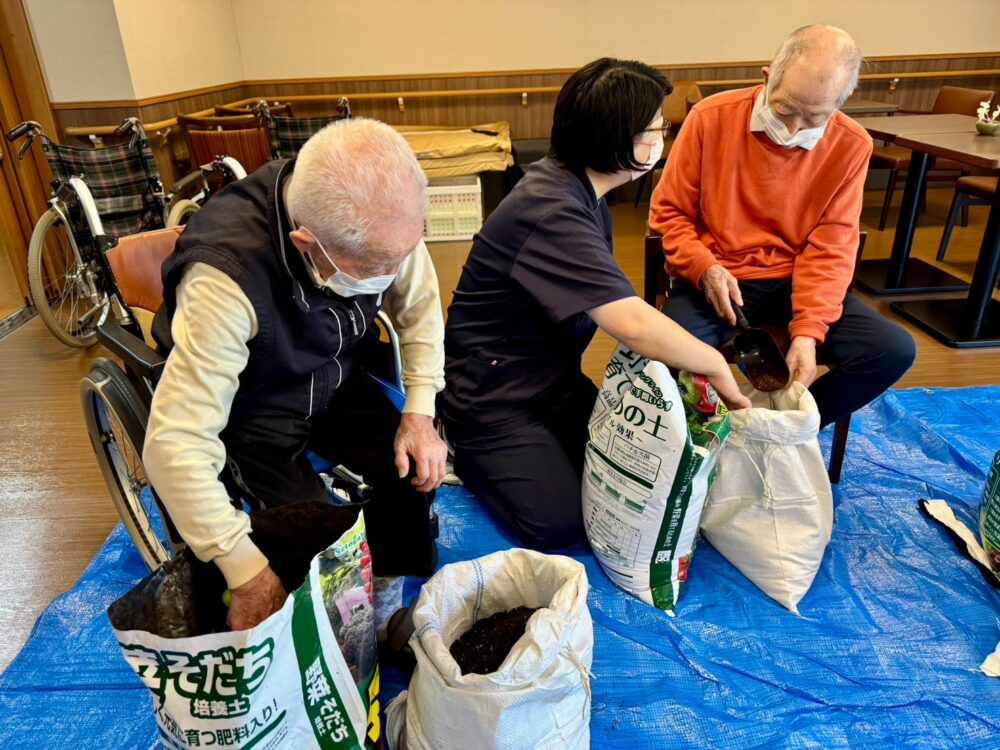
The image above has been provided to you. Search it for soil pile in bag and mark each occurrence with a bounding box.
[388,551,592,749]
[449,606,538,675]
[752,372,787,391]
[108,501,363,638]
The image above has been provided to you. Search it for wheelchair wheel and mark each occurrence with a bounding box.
[81,357,176,569]
[27,207,104,348]
[165,198,200,228]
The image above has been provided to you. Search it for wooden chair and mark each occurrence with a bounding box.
[633,81,703,207]
[643,230,868,484]
[870,86,995,230]
[176,113,273,174]
[936,175,998,261]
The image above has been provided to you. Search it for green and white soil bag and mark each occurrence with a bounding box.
[582,344,730,613]
[108,505,381,750]
[920,448,1000,676]
[388,549,593,750]
[701,383,833,613]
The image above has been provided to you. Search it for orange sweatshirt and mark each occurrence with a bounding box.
[649,85,873,343]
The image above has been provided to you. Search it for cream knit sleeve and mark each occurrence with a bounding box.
[382,240,445,417]
[142,262,268,590]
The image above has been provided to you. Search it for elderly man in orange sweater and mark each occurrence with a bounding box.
[650,24,915,428]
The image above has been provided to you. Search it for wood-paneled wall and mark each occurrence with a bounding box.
[50,53,1000,188]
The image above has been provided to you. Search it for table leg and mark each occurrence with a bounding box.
[890,186,1000,347]
[965,185,1000,340]
[856,150,971,295]
[886,150,929,287]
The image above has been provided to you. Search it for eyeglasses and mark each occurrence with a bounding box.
[640,120,672,139]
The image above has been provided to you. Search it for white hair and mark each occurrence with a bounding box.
[286,117,428,259]
[767,25,863,107]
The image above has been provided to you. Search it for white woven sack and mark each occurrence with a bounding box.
[395,549,593,750]
[701,382,833,613]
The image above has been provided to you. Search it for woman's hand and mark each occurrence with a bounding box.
[705,355,752,410]
[589,296,751,410]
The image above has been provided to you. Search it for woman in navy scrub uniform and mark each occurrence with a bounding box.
[439,58,750,548]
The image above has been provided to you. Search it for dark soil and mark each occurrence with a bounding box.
[108,501,362,638]
[750,372,788,392]
[449,607,538,675]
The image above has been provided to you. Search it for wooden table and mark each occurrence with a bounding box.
[886,131,1000,347]
[853,115,981,296]
[852,114,975,142]
[841,97,899,116]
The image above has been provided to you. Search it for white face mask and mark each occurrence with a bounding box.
[300,228,397,298]
[752,88,828,150]
[630,135,665,179]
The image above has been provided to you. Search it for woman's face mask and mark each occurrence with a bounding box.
[631,119,669,179]
[300,228,397,297]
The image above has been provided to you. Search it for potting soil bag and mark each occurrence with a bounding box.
[981,449,1000,576]
[582,344,729,612]
[920,448,1000,676]
[701,383,832,613]
[388,549,593,750]
[108,502,382,749]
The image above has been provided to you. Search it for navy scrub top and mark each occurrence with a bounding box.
[439,156,636,428]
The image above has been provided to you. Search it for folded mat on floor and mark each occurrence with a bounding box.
[1,387,998,749]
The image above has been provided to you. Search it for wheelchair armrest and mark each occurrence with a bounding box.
[97,317,166,383]
[167,170,204,199]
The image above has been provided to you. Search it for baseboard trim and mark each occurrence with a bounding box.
[0,307,36,341]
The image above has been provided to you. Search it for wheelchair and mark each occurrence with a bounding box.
[80,228,408,570]
[5,118,245,348]
[215,98,352,158]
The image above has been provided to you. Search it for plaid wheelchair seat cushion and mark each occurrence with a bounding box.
[271,114,348,158]
[42,139,161,237]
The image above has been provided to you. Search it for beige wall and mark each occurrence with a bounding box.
[25,0,1000,103]
[113,0,243,99]
[23,0,134,101]
[232,0,1000,79]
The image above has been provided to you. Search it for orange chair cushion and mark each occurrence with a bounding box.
[106,226,183,313]
[869,145,911,170]
[957,175,999,200]
[931,86,995,115]
[869,148,967,174]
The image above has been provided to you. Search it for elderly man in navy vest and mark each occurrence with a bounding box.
[144,118,446,630]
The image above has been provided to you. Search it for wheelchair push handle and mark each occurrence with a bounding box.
[6,122,43,160]
[114,117,144,150]
[249,99,273,126]
[6,121,35,142]
[113,117,137,138]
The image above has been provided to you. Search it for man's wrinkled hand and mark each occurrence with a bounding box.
[227,564,287,631]
[701,265,743,326]
[786,336,818,386]
[394,413,447,493]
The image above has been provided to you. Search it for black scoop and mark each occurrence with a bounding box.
[732,305,791,392]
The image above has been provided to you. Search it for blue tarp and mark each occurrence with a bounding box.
[1,387,999,749]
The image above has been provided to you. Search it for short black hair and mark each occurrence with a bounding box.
[550,58,671,174]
